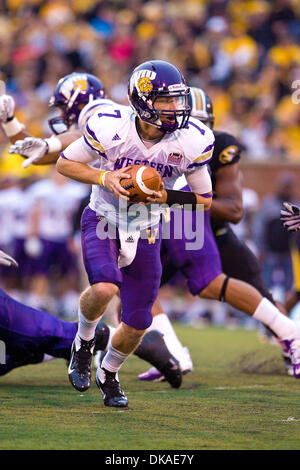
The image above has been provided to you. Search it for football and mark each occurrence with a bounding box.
[120,165,162,203]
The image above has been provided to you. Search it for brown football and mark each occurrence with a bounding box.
[120,165,162,203]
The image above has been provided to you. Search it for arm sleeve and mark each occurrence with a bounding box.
[185,165,212,195]
[61,136,99,164]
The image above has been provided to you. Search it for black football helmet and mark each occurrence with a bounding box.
[188,87,214,128]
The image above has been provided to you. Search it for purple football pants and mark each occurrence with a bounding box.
[81,206,162,330]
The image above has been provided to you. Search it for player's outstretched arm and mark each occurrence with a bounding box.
[0,93,30,143]
[9,129,83,167]
[211,163,243,223]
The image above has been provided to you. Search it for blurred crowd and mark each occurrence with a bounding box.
[1,0,300,326]
[0,0,300,170]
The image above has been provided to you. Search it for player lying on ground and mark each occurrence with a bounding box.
[0,249,182,382]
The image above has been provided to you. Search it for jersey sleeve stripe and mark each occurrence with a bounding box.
[85,122,105,147]
[83,134,107,159]
[187,160,211,169]
[194,149,214,163]
[203,143,214,153]
[84,129,106,154]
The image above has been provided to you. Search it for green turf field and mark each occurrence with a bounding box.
[1,325,300,450]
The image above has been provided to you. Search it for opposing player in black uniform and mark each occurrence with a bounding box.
[198,89,276,304]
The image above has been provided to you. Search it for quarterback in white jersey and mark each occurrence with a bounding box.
[56,60,214,408]
[61,101,214,230]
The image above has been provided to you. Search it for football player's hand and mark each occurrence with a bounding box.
[0,94,15,123]
[145,183,166,204]
[280,202,300,232]
[0,250,18,268]
[104,169,131,199]
[9,137,48,168]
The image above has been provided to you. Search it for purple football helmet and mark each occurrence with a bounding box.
[48,73,106,134]
[128,60,190,133]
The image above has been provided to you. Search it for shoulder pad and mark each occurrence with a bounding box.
[182,117,215,169]
[78,99,116,129]
[214,131,243,165]
[83,105,131,153]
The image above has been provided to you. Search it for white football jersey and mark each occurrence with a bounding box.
[0,186,26,245]
[62,104,214,230]
[29,179,88,241]
[78,98,117,130]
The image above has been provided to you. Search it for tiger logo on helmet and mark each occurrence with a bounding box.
[128,60,190,133]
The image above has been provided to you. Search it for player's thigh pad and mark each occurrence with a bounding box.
[120,226,162,330]
[162,210,222,295]
[81,206,122,287]
[215,226,271,298]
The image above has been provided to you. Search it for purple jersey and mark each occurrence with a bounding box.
[0,288,77,375]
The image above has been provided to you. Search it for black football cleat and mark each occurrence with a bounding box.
[95,367,128,407]
[160,356,182,389]
[134,330,182,388]
[94,321,111,352]
[68,334,95,392]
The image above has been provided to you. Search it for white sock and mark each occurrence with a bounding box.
[253,298,297,340]
[78,309,99,341]
[147,313,185,361]
[101,345,129,373]
[105,325,116,351]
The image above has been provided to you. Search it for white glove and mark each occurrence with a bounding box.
[9,137,48,168]
[280,202,300,232]
[0,94,15,123]
[0,250,18,267]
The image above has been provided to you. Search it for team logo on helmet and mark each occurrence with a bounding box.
[73,79,87,92]
[219,145,239,164]
[138,77,153,93]
[60,74,88,100]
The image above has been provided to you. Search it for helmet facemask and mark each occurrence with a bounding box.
[146,90,191,132]
[128,61,191,133]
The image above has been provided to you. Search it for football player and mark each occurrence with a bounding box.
[0,249,181,381]
[139,87,299,382]
[2,73,109,167]
[7,71,186,388]
[56,60,214,407]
